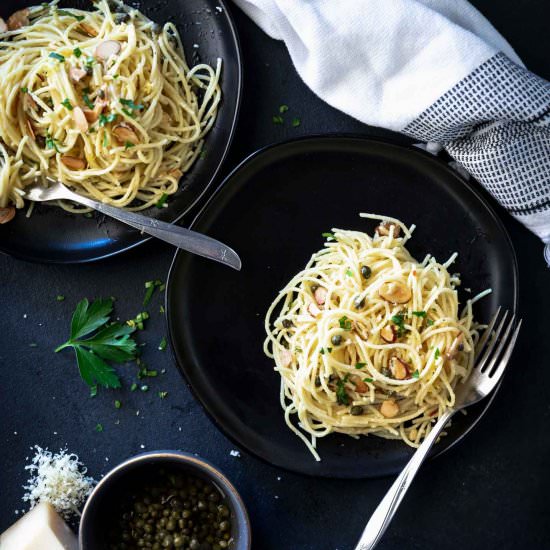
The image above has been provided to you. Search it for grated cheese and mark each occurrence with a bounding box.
[22,446,96,521]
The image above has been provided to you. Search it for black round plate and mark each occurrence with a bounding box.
[166,136,518,478]
[0,0,241,263]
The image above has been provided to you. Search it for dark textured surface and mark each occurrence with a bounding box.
[0,1,549,549]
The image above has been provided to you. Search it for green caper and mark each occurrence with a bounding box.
[361,265,372,279]
[350,405,364,416]
[331,334,342,346]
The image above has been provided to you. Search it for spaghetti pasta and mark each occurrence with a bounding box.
[0,0,221,212]
[264,214,488,461]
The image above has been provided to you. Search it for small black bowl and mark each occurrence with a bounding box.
[79,451,251,549]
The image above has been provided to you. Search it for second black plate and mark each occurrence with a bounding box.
[166,136,518,478]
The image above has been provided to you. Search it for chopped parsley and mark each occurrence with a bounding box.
[322,232,335,241]
[363,377,374,383]
[45,133,60,153]
[55,298,138,390]
[199,149,207,159]
[143,280,163,306]
[327,347,333,354]
[426,318,434,326]
[279,104,289,113]
[103,133,109,148]
[391,314,407,337]
[336,375,350,405]
[124,141,135,150]
[56,295,65,301]
[120,98,144,112]
[130,383,137,392]
[345,269,353,277]
[338,316,353,331]
[114,400,122,409]
[412,369,420,379]
[61,98,73,111]
[49,52,65,63]
[272,115,284,125]
[291,117,301,127]
[85,56,95,69]
[90,385,97,397]
[95,423,103,432]
[355,362,366,369]
[158,391,168,399]
[83,93,94,109]
[158,337,167,351]
[434,347,440,360]
[73,47,82,58]
[156,193,169,208]
[20,87,28,93]
[57,9,85,21]
[412,311,427,318]
[99,113,117,126]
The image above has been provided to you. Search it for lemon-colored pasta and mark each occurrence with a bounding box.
[264,214,489,461]
[0,0,221,211]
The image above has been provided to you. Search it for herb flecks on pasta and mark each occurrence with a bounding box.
[0,0,221,212]
[264,214,490,461]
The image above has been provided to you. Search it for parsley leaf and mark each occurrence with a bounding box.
[279,104,289,113]
[73,47,82,58]
[45,133,60,153]
[291,117,301,127]
[336,376,349,405]
[21,87,28,93]
[83,93,94,109]
[338,316,352,330]
[61,98,73,111]
[49,52,65,63]
[355,362,366,369]
[57,9,85,21]
[412,369,420,379]
[322,232,335,241]
[272,115,283,124]
[55,298,138,389]
[434,347,440,360]
[99,113,117,126]
[120,98,144,111]
[412,311,426,318]
[426,318,434,326]
[345,269,353,277]
[391,314,408,337]
[158,337,167,351]
[363,377,373,383]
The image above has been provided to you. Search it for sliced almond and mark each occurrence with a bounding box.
[0,206,16,224]
[25,118,36,140]
[168,168,183,179]
[314,286,327,306]
[307,303,321,318]
[376,221,401,238]
[82,107,98,123]
[378,281,411,304]
[0,18,8,33]
[95,40,121,61]
[353,376,369,393]
[380,325,397,343]
[80,22,98,37]
[354,322,369,340]
[113,123,140,146]
[280,349,292,368]
[380,399,399,418]
[390,356,410,380]
[69,66,87,83]
[7,9,29,30]
[73,106,89,132]
[446,333,464,360]
[61,155,86,170]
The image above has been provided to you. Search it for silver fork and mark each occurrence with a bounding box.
[355,308,522,550]
[22,177,242,270]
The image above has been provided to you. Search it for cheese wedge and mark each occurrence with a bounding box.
[0,502,78,550]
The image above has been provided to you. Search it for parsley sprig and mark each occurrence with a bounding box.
[55,298,137,389]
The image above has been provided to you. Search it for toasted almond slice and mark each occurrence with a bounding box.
[61,155,86,170]
[380,325,397,343]
[168,168,183,179]
[380,399,399,418]
[307,303,321,318]
[113,123,139,145]
[314,286,327,306]
[280,349,292,368]
[378,281,411,304]
[354,322,369,340]
[0,18,8,33]
[353,376,369,393]
[446,333,464,360]
[80,22,98,37]
[390,356,410,380]
[73,106,89,132]
[7,9,29,30]
[82,107,98,123]
[0,206,16,224]
[25,118,36,140]
[376,221,401,237]
[69,66,87,83]
[95,40,121,61]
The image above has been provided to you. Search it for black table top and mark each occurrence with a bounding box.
[1,2,549,549]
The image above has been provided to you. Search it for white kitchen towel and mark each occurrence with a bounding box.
[233,0,550,259]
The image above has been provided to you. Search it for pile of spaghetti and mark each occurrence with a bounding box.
[264,214,489,461]
[0,0,221,213]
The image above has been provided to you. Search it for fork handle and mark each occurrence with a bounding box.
[354,408,456,550]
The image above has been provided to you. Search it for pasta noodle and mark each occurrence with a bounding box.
[264,214,489,461]
[0,0,221,212]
